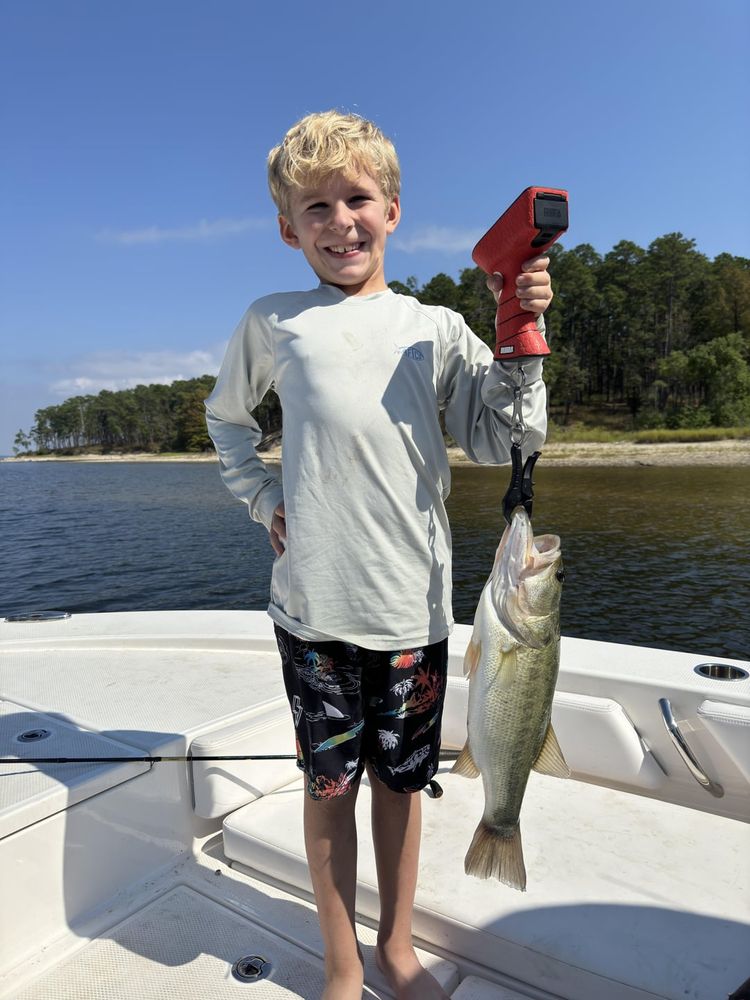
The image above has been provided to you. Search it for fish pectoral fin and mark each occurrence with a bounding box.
[494,647,517,690]
[463,638,482,678]
[450,741,481,779]
[532,722,571,778]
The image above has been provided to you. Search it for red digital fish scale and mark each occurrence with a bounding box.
[472,186,569,359]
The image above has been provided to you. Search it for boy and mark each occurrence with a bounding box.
[205,110,553,1000]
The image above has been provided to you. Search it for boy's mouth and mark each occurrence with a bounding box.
[324,242,365,257]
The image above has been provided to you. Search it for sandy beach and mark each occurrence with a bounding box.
[4,438,750,466]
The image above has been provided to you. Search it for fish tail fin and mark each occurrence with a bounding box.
[450,741,480,778]
[532,722,571,778]
[464,821,526,890]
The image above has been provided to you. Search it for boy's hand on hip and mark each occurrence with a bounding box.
[270,502,286,556]
[485,255,553,316]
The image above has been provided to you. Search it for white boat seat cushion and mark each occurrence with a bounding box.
[190,698,299,818]
[223,769,750,1000]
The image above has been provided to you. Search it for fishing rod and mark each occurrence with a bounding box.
[0,750,459,797]
[0,753,299,764]
[0,750,461,766]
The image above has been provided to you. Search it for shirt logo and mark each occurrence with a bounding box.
[394,344,425,361]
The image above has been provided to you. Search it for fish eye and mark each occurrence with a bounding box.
[556,569,565,582]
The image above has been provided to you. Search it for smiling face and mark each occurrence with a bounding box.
[278,171,401,297]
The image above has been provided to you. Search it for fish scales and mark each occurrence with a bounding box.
[452,506,569,890]
[473,643,559,822]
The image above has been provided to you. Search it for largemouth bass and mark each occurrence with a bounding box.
[452,506,569,890]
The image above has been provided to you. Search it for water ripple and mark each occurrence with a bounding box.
[1,461,748,659]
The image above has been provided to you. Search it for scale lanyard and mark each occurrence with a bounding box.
[502,365,541,523]
[509,365,528,447]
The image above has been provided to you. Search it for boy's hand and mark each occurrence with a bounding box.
[270,502,286,556]
[486,255,553,316]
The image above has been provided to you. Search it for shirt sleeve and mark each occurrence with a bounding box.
[204,305,284,531]
[436,309,548,464]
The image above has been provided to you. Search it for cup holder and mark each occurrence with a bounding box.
[695,662,749,681]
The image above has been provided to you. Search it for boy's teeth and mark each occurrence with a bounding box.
[330,244,359,253]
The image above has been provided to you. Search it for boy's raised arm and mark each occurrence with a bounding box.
[439,254,552,465]
[439,311,548,465]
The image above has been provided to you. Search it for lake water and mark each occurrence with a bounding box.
[1,460,748,660]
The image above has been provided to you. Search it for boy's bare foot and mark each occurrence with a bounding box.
[321,968,364,1000]
[375,943,450,1000]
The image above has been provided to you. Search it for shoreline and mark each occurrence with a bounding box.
[4,439,750,467]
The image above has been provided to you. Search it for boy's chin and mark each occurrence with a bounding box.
[316,268,369,290]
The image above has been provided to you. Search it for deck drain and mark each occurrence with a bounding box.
[17,729,52,743]
[231,955,272,983]
[695,662,749,681]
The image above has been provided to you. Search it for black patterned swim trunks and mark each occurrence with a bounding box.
[274,625,448,800]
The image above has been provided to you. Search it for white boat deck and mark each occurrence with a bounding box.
[1,611,749,1000]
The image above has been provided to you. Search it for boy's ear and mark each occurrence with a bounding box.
[278,215,301,249]
[386,195,401,234]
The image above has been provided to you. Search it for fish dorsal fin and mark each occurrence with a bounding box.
[463,637,482,678]
[451,741,481,779]
[532,723,571,778]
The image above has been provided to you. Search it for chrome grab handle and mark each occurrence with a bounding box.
[659,698,724,798]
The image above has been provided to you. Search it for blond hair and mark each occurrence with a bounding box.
[267,110,400,218]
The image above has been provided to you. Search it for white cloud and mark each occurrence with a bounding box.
[97,216,272,245]
[48,348,224,397]
[391,225,482,254]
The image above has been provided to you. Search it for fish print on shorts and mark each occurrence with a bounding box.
[388,744,432,775]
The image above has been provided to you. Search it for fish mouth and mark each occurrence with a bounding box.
[491,507,561,647]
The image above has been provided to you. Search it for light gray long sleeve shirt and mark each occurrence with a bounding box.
[205,283,547,649]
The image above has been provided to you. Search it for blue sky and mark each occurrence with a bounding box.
[1,0,748,455]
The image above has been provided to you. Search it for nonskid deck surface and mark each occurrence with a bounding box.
[1,851,536,1000]
[10,885,382,1000]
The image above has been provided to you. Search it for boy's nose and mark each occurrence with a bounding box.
[328,202,356,233]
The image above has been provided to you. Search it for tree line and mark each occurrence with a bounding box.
[15,377,220,454]
[391,233,749,429]
[14,232,750,455]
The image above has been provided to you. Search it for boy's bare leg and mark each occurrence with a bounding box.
[368,767,450,1000]
[303,789,364,1000]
